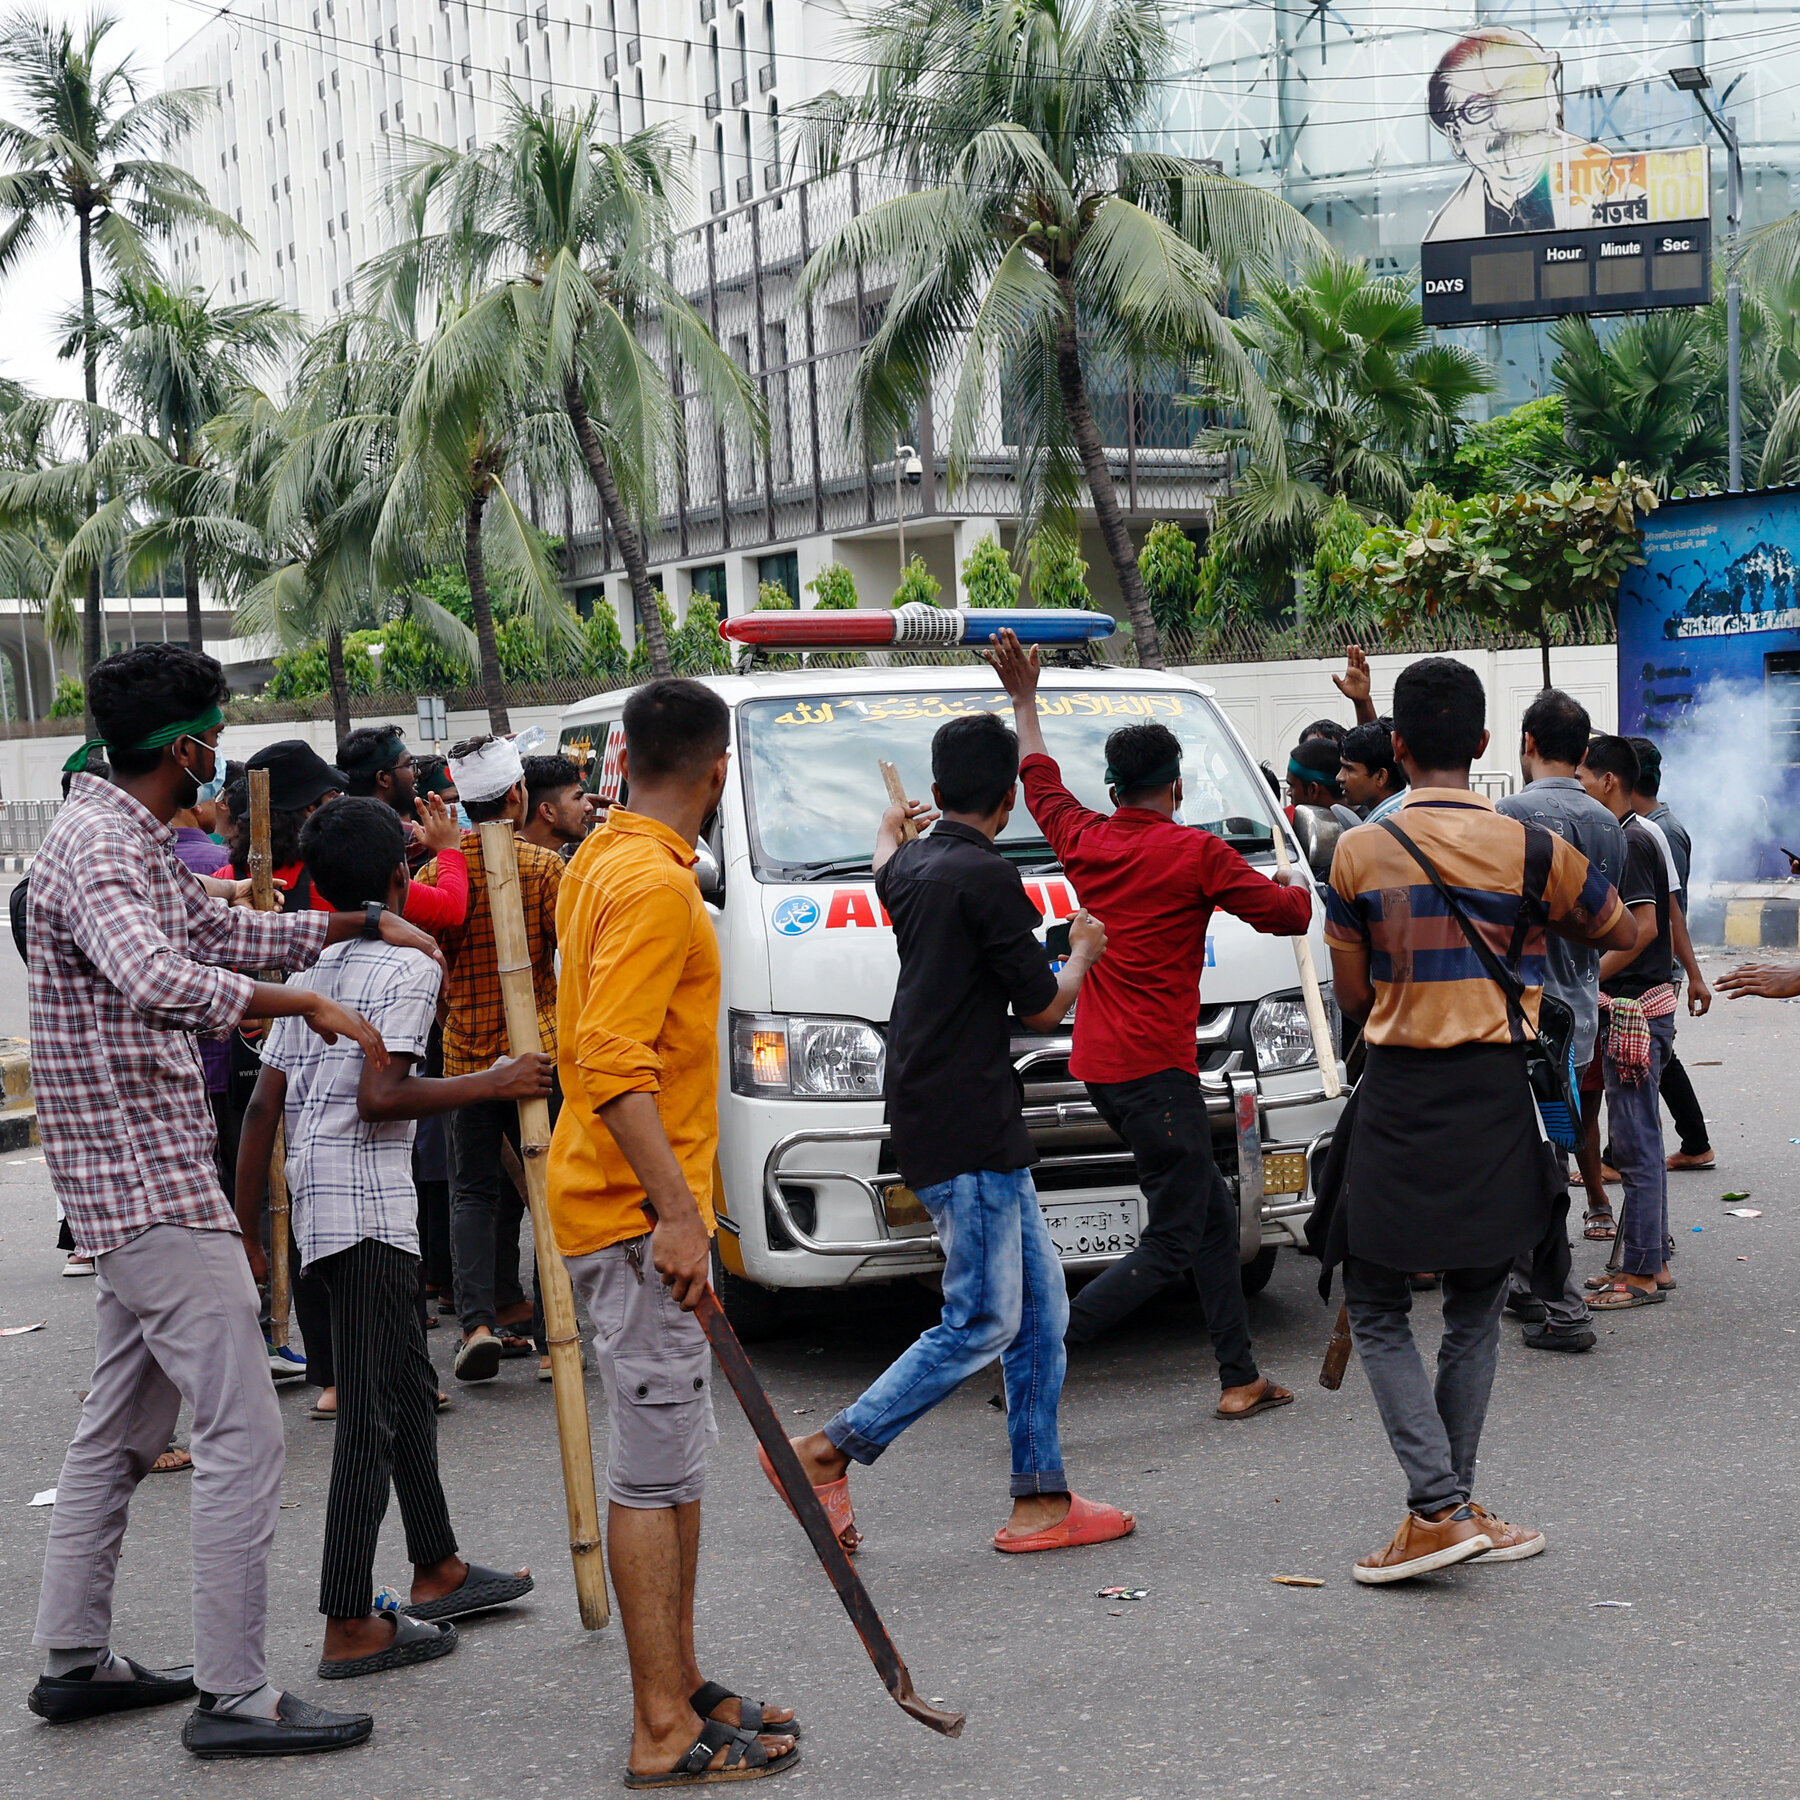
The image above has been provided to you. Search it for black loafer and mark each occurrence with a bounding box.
[1504,1293,1548,1323]
[28,1659,197,1723]
[1523,1322,1597,1354]
[181,1690,373,1758]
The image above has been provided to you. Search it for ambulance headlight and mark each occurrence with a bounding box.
[731,1013,886,1098]
[1249,987,1337,1073]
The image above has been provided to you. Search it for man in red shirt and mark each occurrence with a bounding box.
[988,633,1312,1417]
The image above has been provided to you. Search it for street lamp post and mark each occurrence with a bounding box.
[1672,64,1744,491]
[894,443,921,580]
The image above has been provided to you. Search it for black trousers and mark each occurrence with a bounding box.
[449,1097,540,1342]
[314,1237,457,1619]
[1659,1049,1711,1156]
[1066,1068,1259,1389]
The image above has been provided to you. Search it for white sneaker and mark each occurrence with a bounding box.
[61,1257,96,1278]
[268,1346,307,1382]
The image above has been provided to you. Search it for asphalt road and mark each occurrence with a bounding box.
[1,950,1795,1799]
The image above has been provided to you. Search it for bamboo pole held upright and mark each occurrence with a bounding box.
[1266,812,1342,1103]
[878,759,919,840]
[247,768,293,1349]
[478,821,610,1630]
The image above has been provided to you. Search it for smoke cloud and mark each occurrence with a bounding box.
[1657,676,1790,895]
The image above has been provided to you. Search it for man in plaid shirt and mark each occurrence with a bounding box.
[26,646,440,1761]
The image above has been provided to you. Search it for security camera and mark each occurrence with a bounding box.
[898,444,923,487]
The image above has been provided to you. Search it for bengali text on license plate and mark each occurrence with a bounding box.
[1042,1200,1140,1259]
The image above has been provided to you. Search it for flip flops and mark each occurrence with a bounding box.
[1587,1279,1667,1310]
[1216,1380,1294,1420]
[993,1492,1135,1554]
[316,1612,456,1680]
[755,1445,861,1552]
[402,1561,535,1623]
[1583,1208,1617,1241]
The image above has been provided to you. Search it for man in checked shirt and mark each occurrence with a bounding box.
[25,646,441,1761]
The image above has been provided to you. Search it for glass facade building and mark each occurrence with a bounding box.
[1155,1,1800,404]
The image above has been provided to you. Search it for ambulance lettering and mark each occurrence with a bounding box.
[1022,879,1079,921]
[824,888,890,929]
[596,719,628,802]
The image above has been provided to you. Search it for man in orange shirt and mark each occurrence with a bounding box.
[549,680,799,1789]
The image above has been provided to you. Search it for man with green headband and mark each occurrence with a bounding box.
[28,646,441,1761]
[989,631,1312,1418]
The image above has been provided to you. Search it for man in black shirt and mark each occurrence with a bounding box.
[1579,736,1675,1308]
[768,712,1133,1555]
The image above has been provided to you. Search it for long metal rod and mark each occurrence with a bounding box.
[693,1285,964,1737]
[247,767,291,1350]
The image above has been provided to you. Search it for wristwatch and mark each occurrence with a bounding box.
[362,901,385,939]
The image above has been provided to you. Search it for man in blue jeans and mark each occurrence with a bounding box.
[772,711,1133,1553]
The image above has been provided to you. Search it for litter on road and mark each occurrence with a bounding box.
[0,1320,45,1336]
[1591,1600,1634,1609]
[1097,1587,1149,1601]
[1271,1575,1326,1588]
[28,1488,55,1507]
[1726,1208,1764,1218]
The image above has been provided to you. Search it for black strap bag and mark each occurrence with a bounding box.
[1378,818,1581,1151]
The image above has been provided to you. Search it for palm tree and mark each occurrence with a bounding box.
[0,7,242,700]
[792,0,1321,667]
[367,100,763,678]
[1549,312,1725,493]
[375,293,583,733]
[1197,255,1494,616]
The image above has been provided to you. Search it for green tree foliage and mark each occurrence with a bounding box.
[805,562,859,609]
[755,581,796,610]
[797,0,1322,666]
[48,673,82,718]
[1028,532,1092,609]
[1196,255,1494,622]
[1335,468,1659,688]
[892,556,942,609]
[582,597,626,677]
[1444,396,1569,497]
[961,533,1020,609]
[627,593,680,678]
[671,595,730,672]
[1136,521,1200,634]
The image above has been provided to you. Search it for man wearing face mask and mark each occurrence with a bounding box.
[987,633,1313,1417]
[26,644,443,1759]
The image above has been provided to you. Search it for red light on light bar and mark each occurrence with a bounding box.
[718,604,1115,649]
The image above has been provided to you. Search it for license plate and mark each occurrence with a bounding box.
[1041,1199,1140,1260]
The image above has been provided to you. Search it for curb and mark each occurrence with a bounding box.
[1691,898,1800,949]
[0,1038,36,1150]
[0,856,30,875]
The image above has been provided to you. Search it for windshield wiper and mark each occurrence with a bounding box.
[781,855,875,881]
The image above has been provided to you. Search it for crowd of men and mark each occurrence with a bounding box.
[15,634,1790,1785]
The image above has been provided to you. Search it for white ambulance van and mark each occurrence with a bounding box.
[560,664,1345,1335]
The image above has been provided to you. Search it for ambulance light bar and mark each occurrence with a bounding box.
[718,603,1117,650]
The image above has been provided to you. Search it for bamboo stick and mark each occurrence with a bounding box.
[878,759,918,840]
[247,768,292,1350]
[477,821,610,1630]
[1266,811,1342,1102]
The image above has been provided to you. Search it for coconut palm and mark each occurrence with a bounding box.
[1197,255,1494,616]
[793,0,1322,667]
[0,7,242,696]
[366,99,763,678]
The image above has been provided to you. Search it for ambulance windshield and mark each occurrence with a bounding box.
[737,686,1276,879]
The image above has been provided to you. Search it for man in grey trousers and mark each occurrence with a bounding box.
[1496,689,1627,1352]
[25,645,436,1758]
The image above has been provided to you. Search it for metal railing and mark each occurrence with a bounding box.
[0,800,60,855]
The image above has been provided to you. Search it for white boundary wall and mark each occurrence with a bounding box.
[1176,644,1620,787]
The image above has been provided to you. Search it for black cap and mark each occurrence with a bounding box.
[246,739,348,811]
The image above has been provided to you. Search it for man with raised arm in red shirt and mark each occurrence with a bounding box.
[987,631,1313,1419]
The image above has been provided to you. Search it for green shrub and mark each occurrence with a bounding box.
[627,593,681,679]
[1137,521,1200,634]
[961,533,1020,608]
[581,598,626,678]
[672,596,731,674]
[755,581,796,610]
[805,562,860,609]
[49,675,84,719]
[891,556,942,609]
[1029,532,1091,609]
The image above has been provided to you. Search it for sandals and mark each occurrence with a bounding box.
[624,1719,801,1788]
[403,1561,535,1623]
[1585,1271,1675,1292]
[496,1329,535,1360]
[691,1681,801,1742]
[150,1446,192,1474]
[756,1445,861,1552]
[1217,1380,1294,1420]
[993,1492,1135,1554]
[454,1332,502,1382]
[1588,1279,1667,1310]
[317,1612,457,1680]
[1583,1208,1617,1241]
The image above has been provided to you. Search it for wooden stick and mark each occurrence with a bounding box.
[1319,1302,1353,1390]
[478,821,610,1631]
[878,759,918,840]
[1266,810,1342,1102]
[247,768,292,1351]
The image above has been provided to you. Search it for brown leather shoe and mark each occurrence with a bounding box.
[1352,1509,1493,1585]
[1466,1504,1546,1562]
[1666,1150,1715,1171]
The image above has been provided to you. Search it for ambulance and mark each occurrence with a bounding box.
[560,663,1345,1336]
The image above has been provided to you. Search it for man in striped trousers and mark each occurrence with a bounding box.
[238,798,548,1679]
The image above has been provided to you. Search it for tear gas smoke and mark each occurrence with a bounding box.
[1656,677,1787,895]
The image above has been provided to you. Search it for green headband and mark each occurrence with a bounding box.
[1106,757,1181,792]
[1288,756,1339,789]
[62,705,225,776]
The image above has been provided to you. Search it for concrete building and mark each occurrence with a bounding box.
[161,0,1225,648]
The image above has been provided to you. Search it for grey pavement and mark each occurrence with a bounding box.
[2,952,1797,1798]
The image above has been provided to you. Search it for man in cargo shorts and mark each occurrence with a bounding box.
[548,679,799,1788]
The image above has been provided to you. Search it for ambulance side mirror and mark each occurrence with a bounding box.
[695,835,725,906]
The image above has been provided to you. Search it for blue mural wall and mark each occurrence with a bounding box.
[1617,487,1800,883]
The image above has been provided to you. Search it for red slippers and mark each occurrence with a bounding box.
[756,1444,862,1553]
[992,1493,1135,1554]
